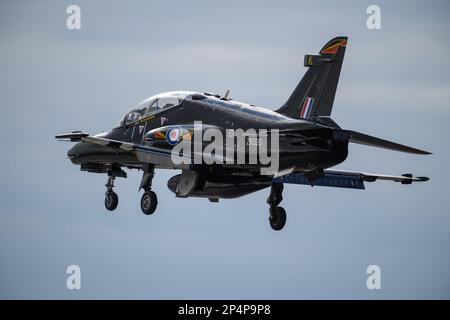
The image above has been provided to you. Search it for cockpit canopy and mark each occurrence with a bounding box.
[118,91,194,127]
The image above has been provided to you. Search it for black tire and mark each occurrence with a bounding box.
[105,191,118,211]
[269,206,287,231]
[141,191,158,215]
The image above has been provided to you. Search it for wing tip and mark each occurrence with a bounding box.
[401,173,430,183]
[413,149,432,155]
[55,131,89,141]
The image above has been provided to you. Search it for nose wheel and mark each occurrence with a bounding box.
[104,175,119,211]
[105,190,118,211]
[103,168,126,212]
[267,182,287,231]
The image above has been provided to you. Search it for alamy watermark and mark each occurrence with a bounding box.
[164,121,280,175]
[66,5,81,30]
[366,5,381,30]
[66,264,81,290]
[366,265,381,290]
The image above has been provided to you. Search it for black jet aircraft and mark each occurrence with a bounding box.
[56,37,430,231]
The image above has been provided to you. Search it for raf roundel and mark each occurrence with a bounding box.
[166,127,181,145]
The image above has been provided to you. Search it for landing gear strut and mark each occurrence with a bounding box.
[267,182,286,231]
[139,164,158,215]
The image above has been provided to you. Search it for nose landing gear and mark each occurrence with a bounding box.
[105,192,118,211]
[104,168,126,211]
[267,182,286,231]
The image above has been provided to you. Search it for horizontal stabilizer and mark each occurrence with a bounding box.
[344,130,431,155]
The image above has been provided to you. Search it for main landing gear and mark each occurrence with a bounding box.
[139,164,158,215]
[267,182,287,231]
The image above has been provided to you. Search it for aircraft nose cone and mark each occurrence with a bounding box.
[67,142,99,163]
[67,142,83,158]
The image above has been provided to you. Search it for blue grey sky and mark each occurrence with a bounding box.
[0,0,449,299]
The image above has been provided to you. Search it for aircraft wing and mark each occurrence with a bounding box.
[56,133,229,167]
[56,132,176,165]
[274,169,429,190]
[81,136,136,151]
[82,135,186,167]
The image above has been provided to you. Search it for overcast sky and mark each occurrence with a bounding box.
[0,0,449,299]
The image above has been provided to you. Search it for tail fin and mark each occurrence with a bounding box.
[276,36,347,120]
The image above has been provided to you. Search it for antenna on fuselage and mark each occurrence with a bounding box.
[223,89,230,100]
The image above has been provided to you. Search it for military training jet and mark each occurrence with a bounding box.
[56,36,430,231]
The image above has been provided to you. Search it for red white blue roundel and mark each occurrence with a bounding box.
[166,127,181,145]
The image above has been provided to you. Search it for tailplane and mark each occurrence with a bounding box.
[341,129,432,155]
[276,36,347,120]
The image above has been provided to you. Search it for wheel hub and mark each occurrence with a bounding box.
[143,195,150,209]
